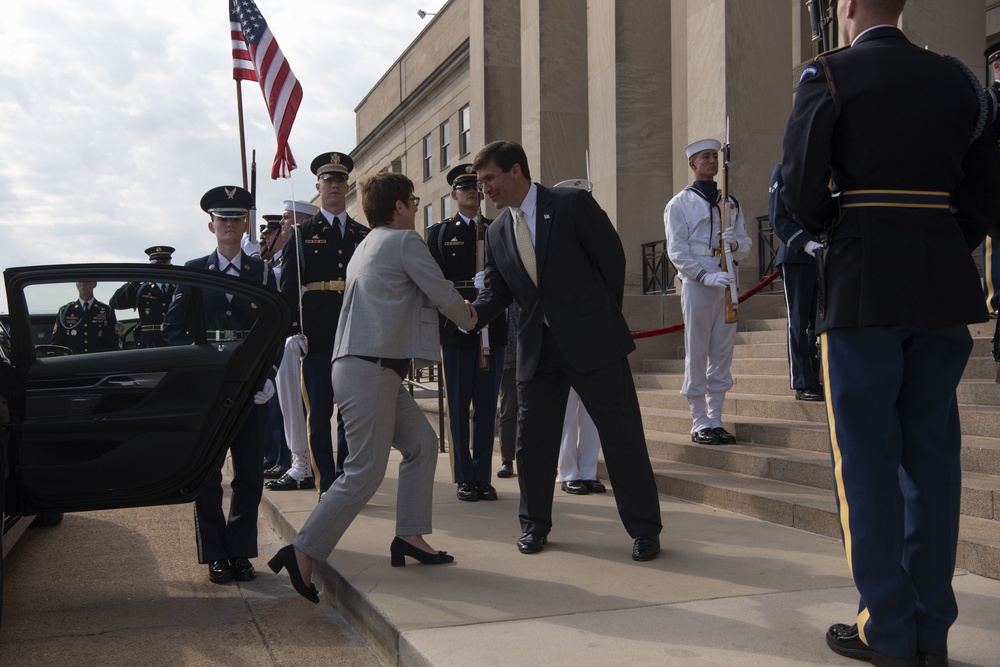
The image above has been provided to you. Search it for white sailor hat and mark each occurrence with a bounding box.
[684,138,722,159]
[283,200,320,216]
[553,178,593,191]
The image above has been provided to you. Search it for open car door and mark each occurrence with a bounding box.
[2,263,289,516]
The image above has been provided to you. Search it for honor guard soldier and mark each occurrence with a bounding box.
[427,164,508,502]
[982,41,1000,318]
[51,281,120,354]
[110,245,176,348]
[277,152,369,494]
[781,1,1000,663]
[162,184,278,585]
[664,138,752,445]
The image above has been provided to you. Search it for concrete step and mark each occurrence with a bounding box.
[637,389,828,424]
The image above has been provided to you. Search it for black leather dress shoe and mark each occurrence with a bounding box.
[265,473,316,491]
[692,428,721,444]
[516,532,547,554]
[208,560,234,584]
[795,387,825,402]
[229,557,256,582]
[632,535,660,561]
[827,623,908,663]
[918,652,948,667]
[264,464,289,479]
[496,461,514,478]
[476,482,498,501]
[582,479,607,493]
[457,482,479,501]
[712,427,737,444]
[561,480,589,495]
[262,458,276,471]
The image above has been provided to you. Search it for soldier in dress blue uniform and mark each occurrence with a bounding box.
[980,42,1000,318]
[768,165,823,402]
[427,163,508,501]
[51,281,119,354]
[110,245,176,348]
[162,185,278,585]
[277,152,369,495]
[780,1,1000,664]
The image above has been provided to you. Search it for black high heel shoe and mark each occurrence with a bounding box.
[267,544,320,604]
[390,536,455,567]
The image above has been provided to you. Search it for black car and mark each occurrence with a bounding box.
[0,264,289,622]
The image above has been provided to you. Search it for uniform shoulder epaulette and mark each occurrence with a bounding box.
[799,46,849,84]
[816,45,849,58]
[430,217,452,228]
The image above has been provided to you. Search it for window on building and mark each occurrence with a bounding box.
[440,195,451,220]
[440,121,451,170]
[422,134,433,180]
[459,105,471,156]
[423,203,434,229]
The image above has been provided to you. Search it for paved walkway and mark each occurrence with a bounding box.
[259,450,1000,667]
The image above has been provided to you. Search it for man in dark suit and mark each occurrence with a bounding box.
[163,185,277,585]
[427,163,507,502]
[278,152,369,494]
[768,164,823,402]
[470,140,662,561]
[110,245,176,348]
[781,1,1000,664]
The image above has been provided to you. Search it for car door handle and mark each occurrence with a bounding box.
[105,377,141,387]
[101,372,165,388]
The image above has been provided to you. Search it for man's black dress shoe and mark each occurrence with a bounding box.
[208,560,234,584]
[918,652,948,667]
[476,481,498,501]
[692,428,721,444]
[795,387,825,402]
[632,535,660,561]
[496,460,514,478]
[267,544,319,604]
[516,532,547,554]
[265,473,316,491]
[262,458,276,471]
[389,536,455,567]
[264,464,289,479]
[561,480,589,495]
[229,557,256,581]
[825,623,917,665]
[582,479,607,493]
[457,482,479,501]
[712,427,737,444]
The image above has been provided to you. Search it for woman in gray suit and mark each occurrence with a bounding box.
[269,172,477,602]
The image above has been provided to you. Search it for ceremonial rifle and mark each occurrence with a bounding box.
[475,181,490,369]
[719,118,739,324]
[248,150,258,245]
[806,0,833,54]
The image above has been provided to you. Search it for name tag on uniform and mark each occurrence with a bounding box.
[305,239,326,244]
[445,238,465,246]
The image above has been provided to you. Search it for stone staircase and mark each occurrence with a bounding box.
[621,313,1000,580]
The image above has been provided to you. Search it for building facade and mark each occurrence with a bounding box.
[347,0,992,292]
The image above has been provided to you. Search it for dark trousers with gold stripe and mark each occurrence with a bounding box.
[821,324,970,660]
[982,236,1000,314]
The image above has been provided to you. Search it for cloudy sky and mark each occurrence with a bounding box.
[0,0,445,312]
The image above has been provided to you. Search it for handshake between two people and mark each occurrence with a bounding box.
[463,300,478,331]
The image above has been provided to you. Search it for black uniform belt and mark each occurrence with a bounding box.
[452,280,478,289]
[206,330,250,342]
[139,325,163,332]
[840,190,950,209]
[304,280,345,292]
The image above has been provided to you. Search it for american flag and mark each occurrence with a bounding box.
[229,0,302,179]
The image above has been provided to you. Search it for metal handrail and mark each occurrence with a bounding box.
[406,361,447,452]
[756,214,779,289]
[641,240,677,295]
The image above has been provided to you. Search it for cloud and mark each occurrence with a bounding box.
[1,0,444,312]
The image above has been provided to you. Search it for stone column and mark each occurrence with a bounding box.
[587,1,672,287]
[520,0,589,187]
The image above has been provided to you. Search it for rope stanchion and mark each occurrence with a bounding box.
[630,270,780,340]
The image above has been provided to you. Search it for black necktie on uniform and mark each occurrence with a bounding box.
[83,302,90,313]
[330,216,343,242]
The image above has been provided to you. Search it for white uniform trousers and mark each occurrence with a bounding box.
[557,388,600,482]
[275,336,311,478]
[680,278,737,429]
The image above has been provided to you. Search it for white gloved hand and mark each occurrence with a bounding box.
[702,272,732,288]
[473,271,486,290]
[721,226,737,248]
[286,334,307,357]
[804,240,823,257]
[253,379,275,405]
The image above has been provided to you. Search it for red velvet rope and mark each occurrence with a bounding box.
[630,270,780,340]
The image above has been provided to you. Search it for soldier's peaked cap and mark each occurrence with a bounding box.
[986,41,1000,64]
[200,185,254,217]
[311,151,353,178]
[447,163,478,189]
[144,246,175,261]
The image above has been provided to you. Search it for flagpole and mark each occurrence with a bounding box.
[236,80,249,190]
